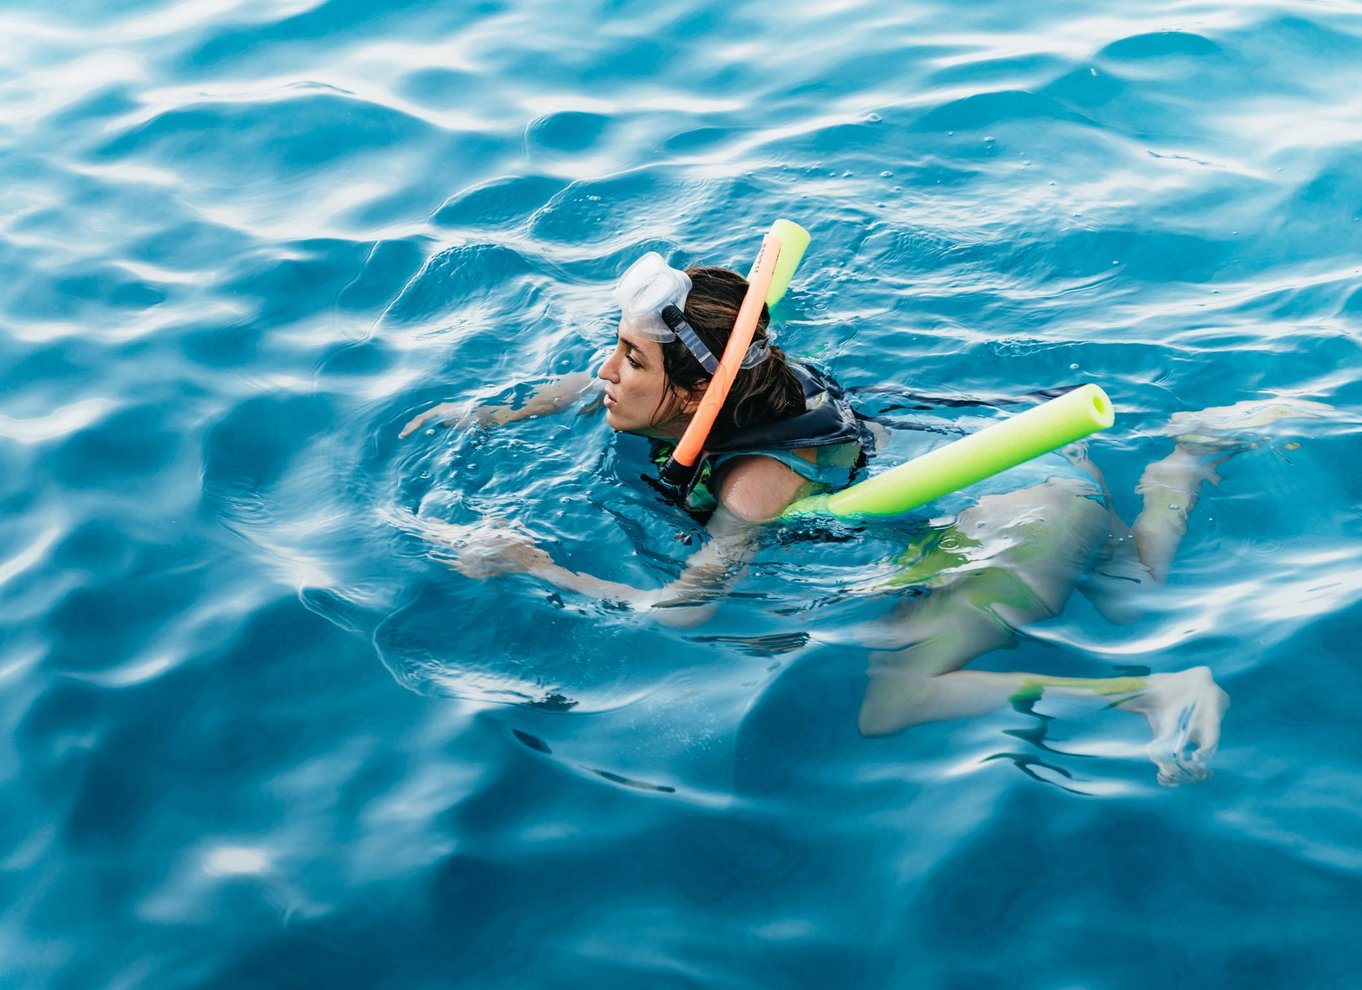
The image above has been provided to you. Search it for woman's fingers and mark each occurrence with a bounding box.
[439,519,549,578]
[399,407,436,438]
[399,401,465,438]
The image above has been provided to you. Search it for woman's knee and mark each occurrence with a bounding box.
[858,666,936,736]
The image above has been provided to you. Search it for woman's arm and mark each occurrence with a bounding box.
[421,455,808,627]
[526,506,761,627]
[519,455,812,622]
[424,505,762,628]
[399,372,597,438]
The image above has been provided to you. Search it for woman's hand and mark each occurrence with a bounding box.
[400,401,465,438]
[399,402,503,439]
[432,519,553,579]
[401,374,596,439]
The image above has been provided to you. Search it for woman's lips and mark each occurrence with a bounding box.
[604,392,616,407]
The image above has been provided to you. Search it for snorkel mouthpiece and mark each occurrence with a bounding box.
[657,449,705,493]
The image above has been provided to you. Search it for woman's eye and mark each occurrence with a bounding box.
[625,355,642,369]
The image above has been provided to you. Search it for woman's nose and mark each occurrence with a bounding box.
[597,351,620,382]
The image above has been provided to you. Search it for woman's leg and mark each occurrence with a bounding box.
[857,475,1230,784]
[859,476,1110,735]
[862,659,1228,785]
[1079,398,1332,617]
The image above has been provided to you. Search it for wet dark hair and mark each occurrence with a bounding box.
[653,266,804,439]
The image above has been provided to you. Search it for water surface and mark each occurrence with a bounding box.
[3,0,1362,986]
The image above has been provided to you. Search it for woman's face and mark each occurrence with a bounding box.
[597,326,696,437]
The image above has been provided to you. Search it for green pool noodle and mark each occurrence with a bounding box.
[782,384,1116,520]
[750,219,810,306]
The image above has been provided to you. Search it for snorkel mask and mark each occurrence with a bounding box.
[612,252,771,374]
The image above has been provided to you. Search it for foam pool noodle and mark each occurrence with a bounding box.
[782,384,1116,520]
[753,219,810,306]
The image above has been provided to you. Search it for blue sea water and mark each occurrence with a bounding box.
[4,0,1362,986]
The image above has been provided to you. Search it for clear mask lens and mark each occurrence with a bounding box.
[613,253,691,341]
[611,252,772,371]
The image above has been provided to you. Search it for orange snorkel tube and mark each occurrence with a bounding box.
[655,233,785,495]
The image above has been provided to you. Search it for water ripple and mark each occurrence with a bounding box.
[7,0,1362,985]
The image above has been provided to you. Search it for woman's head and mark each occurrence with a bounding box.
[597,265,804,439]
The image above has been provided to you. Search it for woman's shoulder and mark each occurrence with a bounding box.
[714,453,812,522]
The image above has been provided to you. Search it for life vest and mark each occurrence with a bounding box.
[649,363,874,519]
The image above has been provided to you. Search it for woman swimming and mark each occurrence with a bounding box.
[400,256,871,621]
[401,250,1324,785]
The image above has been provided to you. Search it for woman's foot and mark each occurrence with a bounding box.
[1162,397,1331,455]
[1116,666,1230,786]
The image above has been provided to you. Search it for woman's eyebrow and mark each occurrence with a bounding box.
[617,335,649,365]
